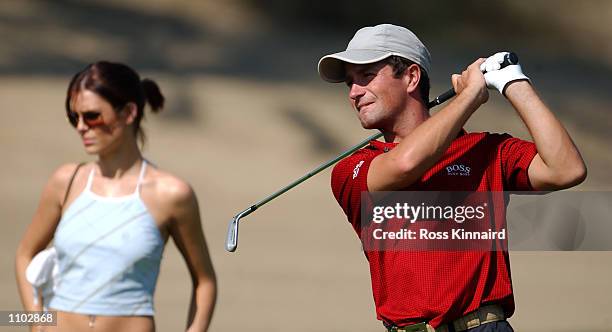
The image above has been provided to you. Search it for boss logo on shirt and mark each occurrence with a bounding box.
[353,160,365,179]
[446,164,471,176]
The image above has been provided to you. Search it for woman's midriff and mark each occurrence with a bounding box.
[41,311,155,332]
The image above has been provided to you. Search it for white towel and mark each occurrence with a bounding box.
[26,247,58,306]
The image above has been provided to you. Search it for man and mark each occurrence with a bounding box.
[318,24,586,332]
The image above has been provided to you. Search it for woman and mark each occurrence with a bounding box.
[15,61,216,332]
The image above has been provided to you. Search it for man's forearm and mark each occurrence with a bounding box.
[505,81,586,189]
[368,88,483,191]
[398,89,481,172]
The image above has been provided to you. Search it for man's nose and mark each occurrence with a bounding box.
[349,83,366,101]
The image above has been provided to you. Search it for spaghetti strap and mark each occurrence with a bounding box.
[135,160,147,194]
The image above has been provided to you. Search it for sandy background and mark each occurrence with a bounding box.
[1,1,611,331]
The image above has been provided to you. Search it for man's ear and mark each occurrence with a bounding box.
[403,64,421,94]
[122,102,138,125]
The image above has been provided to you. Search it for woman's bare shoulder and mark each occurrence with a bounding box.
[145,166,196,206]
[47,163,90,193]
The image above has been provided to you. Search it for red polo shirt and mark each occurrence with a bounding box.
[330,131,537,328]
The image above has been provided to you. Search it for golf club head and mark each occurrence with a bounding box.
[225,206,257,252]
[225,216,239,252]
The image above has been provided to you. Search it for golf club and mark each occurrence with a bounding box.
[226,52,519,252]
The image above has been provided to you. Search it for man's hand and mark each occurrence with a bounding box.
[481,52,530,95]
[451,58,489,109]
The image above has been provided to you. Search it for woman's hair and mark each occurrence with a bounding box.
[65,61,165,145]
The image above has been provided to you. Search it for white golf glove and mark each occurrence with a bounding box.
[480,52,530,95]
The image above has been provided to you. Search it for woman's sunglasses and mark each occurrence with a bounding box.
[66,111,105,128]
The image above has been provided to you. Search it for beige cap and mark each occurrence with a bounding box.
[318,24,431,83]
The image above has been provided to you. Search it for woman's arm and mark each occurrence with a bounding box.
[15,164,79,311]
[166,179,217,332]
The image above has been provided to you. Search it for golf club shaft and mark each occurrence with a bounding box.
[255,132,383,209]
[226,52,519,252]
